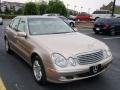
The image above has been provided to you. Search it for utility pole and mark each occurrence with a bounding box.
[74,5,77,15]
[67,4,70,17]
[111,0,116,17]
[81,6,83,13]
[0,0,1,12]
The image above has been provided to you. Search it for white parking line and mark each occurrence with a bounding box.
[103,37,120,40]
[0,78,6,90]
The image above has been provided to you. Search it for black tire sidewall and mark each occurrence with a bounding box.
[70,23,74,27]
[5,39,11,53]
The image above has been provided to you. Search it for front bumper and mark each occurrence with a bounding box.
[93,27,110,33]
[46,56,112,83]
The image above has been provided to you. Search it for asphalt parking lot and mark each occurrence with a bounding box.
[0,20,120,90]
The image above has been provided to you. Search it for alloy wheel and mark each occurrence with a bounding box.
[33,60,42,81]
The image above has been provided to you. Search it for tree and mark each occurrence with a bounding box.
[38,4,47,15]
[46,0,67,16]
[24,2,38,15]
[5,6,10,14]
[15,8,24,15]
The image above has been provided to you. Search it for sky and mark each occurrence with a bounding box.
[2,0,120,13]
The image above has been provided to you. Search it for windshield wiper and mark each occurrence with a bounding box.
[49,32,72,34]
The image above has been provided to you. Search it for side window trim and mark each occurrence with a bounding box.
[17,18,26,32]
[11,18,21,31]
[9,19,15,28]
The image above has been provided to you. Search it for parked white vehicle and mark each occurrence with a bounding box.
[91,10,120,21]
[0,17,3,25]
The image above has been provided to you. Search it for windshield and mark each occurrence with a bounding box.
[95,18,112,24]
[28,18,74,35]
[59,16,68,20]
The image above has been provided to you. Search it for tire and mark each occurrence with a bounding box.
[5,39,12,54]
[0,21,3,25]
[32,55,47,85]
[94,31,99,34]
[70,22,74,27]
[109,29,115,36]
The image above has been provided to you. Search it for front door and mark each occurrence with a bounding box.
[15,18,32,61]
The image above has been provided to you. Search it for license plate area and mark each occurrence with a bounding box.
[90,64,101,74]
[96,28,100,31]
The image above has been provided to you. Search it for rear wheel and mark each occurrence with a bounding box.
[32,55,47,85]
[5,39,12,53]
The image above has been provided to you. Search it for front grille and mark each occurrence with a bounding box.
[95,24,104,28]
[77,50,104,65]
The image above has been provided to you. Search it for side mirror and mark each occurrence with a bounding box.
[17,32,27,37]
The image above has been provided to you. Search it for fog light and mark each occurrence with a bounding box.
[59,76,66,80]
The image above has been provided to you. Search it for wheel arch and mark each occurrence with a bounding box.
[31,52,42,64]
[95,17,99,21]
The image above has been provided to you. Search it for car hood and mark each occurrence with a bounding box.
[31,32,106,58]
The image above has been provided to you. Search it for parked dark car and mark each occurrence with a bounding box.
[93,18,120,35]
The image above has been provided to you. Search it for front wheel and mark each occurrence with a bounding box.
[32,56,47,85]
[70,23,74,27]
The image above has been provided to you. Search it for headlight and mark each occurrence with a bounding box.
[103,49,111,59]
[52,53,68,68]
[106,49,111,57]
[68,57,76,66]
[103,50,108,59]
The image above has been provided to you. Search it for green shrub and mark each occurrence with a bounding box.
[24,2,38,15]
[0,14,16,19]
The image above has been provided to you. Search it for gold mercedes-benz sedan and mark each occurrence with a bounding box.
[4,16,112,84]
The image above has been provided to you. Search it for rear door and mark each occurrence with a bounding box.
[6,18,20,52]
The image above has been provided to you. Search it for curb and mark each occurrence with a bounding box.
[0,78,6,90]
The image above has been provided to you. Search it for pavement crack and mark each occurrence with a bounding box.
[15,83,24,90]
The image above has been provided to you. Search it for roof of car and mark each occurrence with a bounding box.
[95,17,120,23]
[98,17,119,20]
[15,15,59,19]
[95,10,110,11]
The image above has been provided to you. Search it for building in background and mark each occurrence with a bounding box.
[100,1,120,14]
[1,1,24,12]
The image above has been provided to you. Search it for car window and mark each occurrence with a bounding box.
[93,11,110,14]
[12,18,20,30]
[113,18,120,24]
[95,18,112,24]
[18,19,26,32]
[59,16,68,20]
[9,19,14,28]
[118,19,120,24]
[28,18,74,35]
